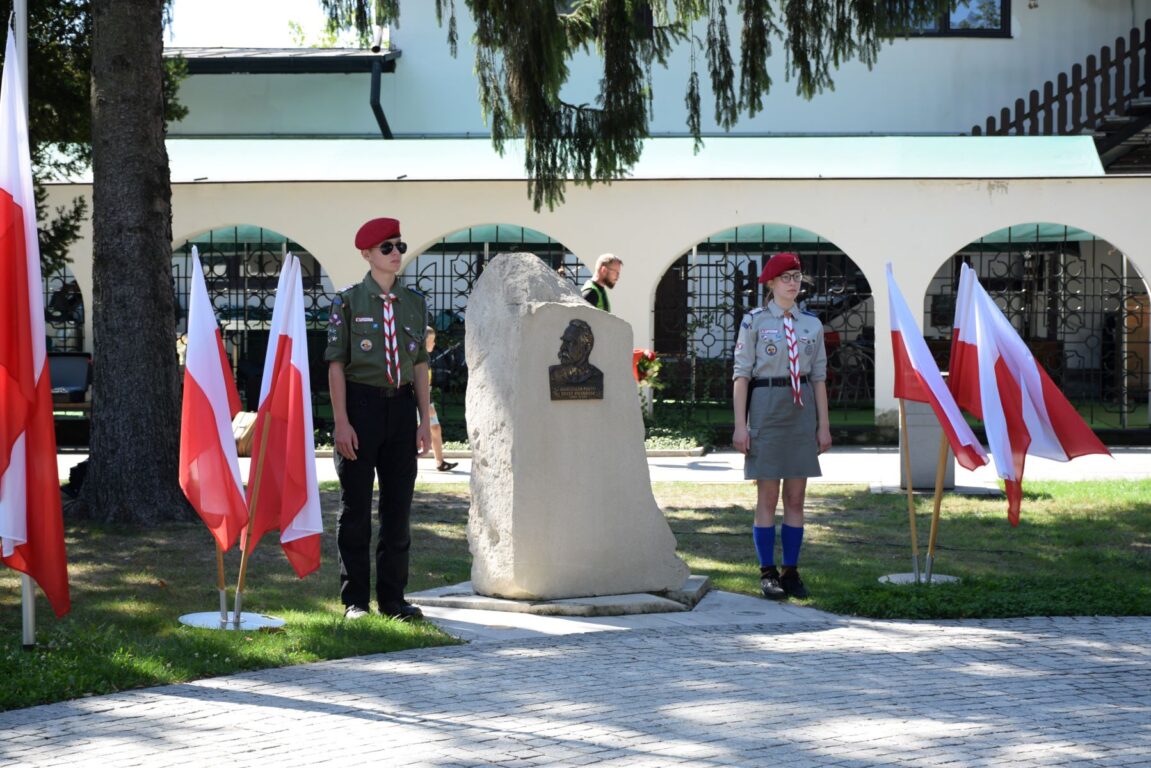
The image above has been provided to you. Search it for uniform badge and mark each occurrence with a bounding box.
[740,319,752,330]
[328,311,342,328]
[765,343,778,356]
[760,329,778,342]
[735,340,744,352]
[354,316,374,323]
[407,340,418,353]
[360,338,373,352]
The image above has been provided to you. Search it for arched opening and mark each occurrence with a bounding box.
[925,223,1149,434]
[44,266,85,352]
[173,225,336,423]
[652,224,874,433]
[401,224,584,441]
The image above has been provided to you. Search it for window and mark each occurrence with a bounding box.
[916,0,1011,38]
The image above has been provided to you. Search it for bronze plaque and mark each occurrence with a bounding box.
[548,319,604,400]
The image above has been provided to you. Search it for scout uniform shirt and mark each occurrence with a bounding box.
[324,272,429,386]
[732,300,828,384]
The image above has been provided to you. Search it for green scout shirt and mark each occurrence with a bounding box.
[324,272,429,388]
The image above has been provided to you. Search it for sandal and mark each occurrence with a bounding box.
[436,461,458,472]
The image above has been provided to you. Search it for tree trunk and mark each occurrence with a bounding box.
[85,0,192,524]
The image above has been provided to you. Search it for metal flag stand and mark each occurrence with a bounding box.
[880,406,961,587]
[177,538,285,631]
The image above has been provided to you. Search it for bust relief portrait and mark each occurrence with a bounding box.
[548,319,604,400]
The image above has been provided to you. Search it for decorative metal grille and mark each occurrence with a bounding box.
[926,226,1150,431]
[44,267,85,352]
[651,227,874,426]
[174,228,336,423]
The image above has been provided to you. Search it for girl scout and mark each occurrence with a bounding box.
[731,252,832,600]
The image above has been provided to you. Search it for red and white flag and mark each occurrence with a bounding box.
[242,253,321,577]
[0,26,70,616]
[886,264,988,471]
[949,263,1110,525]
[179,246,248,551]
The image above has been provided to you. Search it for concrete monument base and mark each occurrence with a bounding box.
[410,575,711,617]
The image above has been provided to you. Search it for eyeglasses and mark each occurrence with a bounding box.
[375,241,408,255]
[776,272,803,283]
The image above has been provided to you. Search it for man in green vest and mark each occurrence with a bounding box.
[325,216,431,622]
[581,253,622,313]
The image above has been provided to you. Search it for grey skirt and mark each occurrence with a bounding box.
[743,381,822,480]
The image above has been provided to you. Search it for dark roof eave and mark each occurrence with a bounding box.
[166,48,402,75]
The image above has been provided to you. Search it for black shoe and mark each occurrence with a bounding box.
[381,602,424,622]
[437,461,458,472]
[779,567,809,599]
[759,566,786,601]
[344,605,370,620]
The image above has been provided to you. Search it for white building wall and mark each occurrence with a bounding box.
[45,173,1151,424]
[169,2,1151,138]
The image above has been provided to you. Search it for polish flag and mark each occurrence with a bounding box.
[886,264,988,471]
[949,263,1110,525]
[179,247,248,551]
[0,27,70,616]
[242,253,321,577]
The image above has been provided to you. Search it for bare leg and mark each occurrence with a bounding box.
[781,478,807,527]
[754,479,781,527]
[431,422,445,465]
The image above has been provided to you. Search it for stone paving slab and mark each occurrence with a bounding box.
[3,615,1149,767]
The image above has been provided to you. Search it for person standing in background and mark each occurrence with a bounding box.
[581,254,622,312]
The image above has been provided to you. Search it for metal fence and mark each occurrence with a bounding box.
[651,229,875,426]
[174,228,336,419]
[926,228,1149,431]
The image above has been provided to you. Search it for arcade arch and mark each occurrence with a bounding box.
[173,225,336,415]
[924,223,1150,432]
[400,223,584,436]
[652,224,875,428]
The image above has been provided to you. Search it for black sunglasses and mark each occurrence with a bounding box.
[376,241,408,255]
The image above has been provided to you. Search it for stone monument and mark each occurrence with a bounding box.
[465,252,689,600]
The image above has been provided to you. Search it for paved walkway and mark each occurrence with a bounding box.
[3,604,1150,766]
[17,446,1150,766]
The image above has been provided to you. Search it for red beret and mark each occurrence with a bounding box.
[354,217,401,250]
[758,252,802,284]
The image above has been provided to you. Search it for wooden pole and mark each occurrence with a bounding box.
[899,400,920,583]
[925,432,950,584]
[232,415,271,628]
[216,543,228,625]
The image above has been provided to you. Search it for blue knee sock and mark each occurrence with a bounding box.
[781,524,804,567]
[753,526,776,567]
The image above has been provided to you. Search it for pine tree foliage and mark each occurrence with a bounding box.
[323,1,952,210]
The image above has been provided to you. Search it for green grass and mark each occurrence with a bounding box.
[3,479,1148,711]
[661,480,1151,619]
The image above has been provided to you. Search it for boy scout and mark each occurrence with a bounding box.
[325,217,431,621]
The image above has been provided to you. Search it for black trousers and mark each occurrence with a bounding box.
[335,383,418,611]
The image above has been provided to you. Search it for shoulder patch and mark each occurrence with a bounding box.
[401,284,426,299]
[801,309,819,319]
[747,307,765,316]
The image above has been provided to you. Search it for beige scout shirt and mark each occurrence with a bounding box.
[732,300,827,382]
[324,273,429,388]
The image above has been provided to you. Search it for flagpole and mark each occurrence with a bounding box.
[899,400,921,583]
[232,416,272,628]
[925,431,949,584]
[12,0,39,649]
[216,543,228,625]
